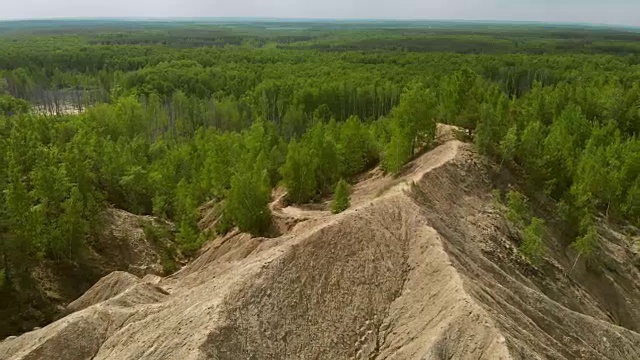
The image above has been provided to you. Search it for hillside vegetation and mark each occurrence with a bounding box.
[0,20,639,338]
[2,130,640,359]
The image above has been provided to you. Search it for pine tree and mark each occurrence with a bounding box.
[225,154,272,236]
[572,226,599,259]
[518,121,547,182]
[4,158,36,275]
[382,116,413,174]
[506,190,530,228]
[282,105,305,140]
[474,93,509,156]
[338,115,377,178]
[520,217,546,264]
[393,81,437,151]
[54,187,88,261]
[438,69,484,135]
[570,219,600,272]
[280,138,317,204]
[173,179,202,254]
[331,179,351,214]
[307,123,340,194]
[499,126,518,165]
[542,104,591,197]
[624,180,640,226]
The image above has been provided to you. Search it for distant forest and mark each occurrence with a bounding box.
[0,20,639,299]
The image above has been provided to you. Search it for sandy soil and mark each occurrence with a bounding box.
[3,126,640,359]
[0,208,181,338]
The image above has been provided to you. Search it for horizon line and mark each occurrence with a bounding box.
[0,16,637,30]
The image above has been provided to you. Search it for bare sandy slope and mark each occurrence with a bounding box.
[3,128,640,360]
[0,208,182,339]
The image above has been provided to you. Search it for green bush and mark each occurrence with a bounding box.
[160,250,178,275]
[520,217,546,264]
[141,221,179,275]
[225,165,272,236]
[506,190,531,227]
[214,206,235,235]
[572,225,599,259]
[331,179,351,214]
[176,220,204,257]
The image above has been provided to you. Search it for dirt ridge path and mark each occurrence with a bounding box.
[4,127,640,359]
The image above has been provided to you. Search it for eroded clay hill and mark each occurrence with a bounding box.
[3,129,640,359]
[0,208,182,339]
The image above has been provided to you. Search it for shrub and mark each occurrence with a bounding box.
[141,221,178,274]
[214,206,235,235]
[160,249,178,275]
[225,167,272,236]
[572,225,599,259]
[331,179,351,214]
[506,190,530,227]
[520,217,546,264]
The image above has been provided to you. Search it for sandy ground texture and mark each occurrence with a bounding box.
[0,207,182,339]
[2,126,640,359]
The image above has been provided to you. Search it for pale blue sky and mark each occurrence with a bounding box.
[3,0,640,27]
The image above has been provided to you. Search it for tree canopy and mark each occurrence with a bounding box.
[1,21,639,295]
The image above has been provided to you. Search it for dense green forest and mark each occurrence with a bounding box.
[0,19,639,294]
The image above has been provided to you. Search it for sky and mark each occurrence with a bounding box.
[2,0,640,27]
